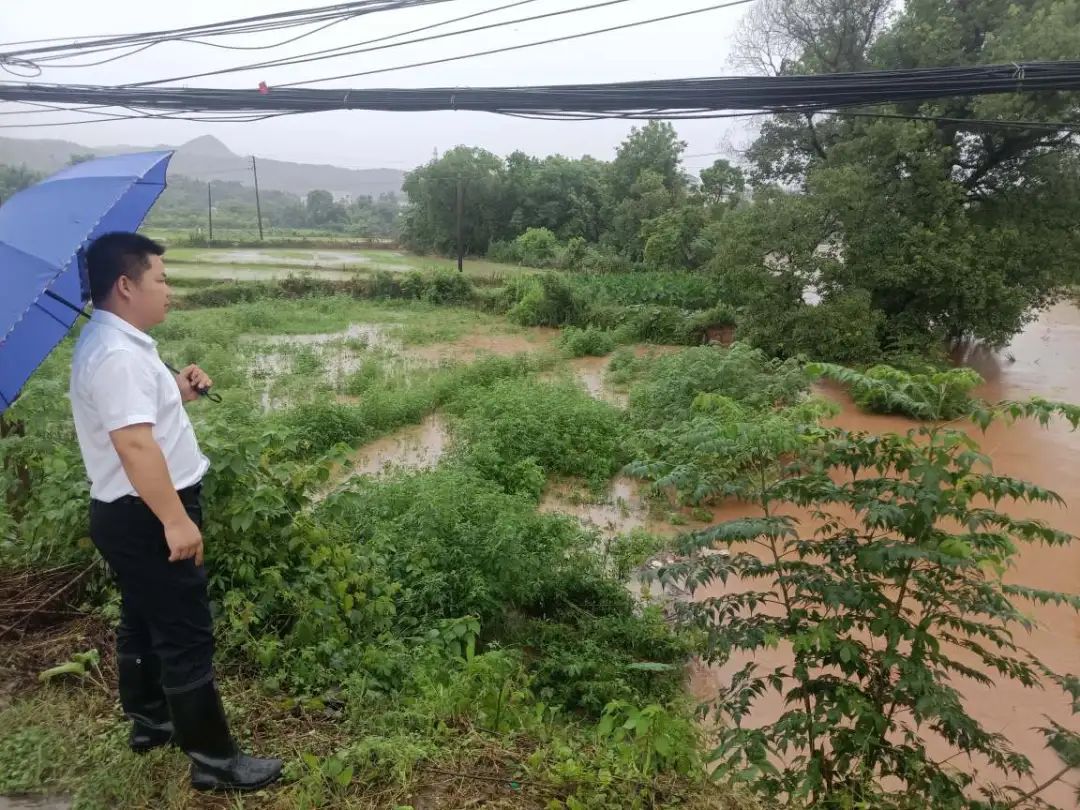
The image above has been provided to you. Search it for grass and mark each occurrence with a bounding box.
[0,280,765,810]
[0,670,751,810]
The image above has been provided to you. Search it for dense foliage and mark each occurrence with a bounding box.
[400,0,1078,362]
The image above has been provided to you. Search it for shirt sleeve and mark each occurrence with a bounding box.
[88,349,159,433]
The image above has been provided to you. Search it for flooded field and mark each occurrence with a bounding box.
[197,249,402,267]
[168,264,362,282]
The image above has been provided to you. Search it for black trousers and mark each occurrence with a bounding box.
[90,483,215,694]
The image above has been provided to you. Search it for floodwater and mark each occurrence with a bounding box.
[169,264,360,282]
[250,306,1078,800]
[687,302,1080,806]
[254,323,400,350]
[346,413,449,477]
[201,249,395,267]
[547,345,683,407]
[535,305,1079,804]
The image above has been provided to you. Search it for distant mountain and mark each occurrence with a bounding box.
[0,134,406,199]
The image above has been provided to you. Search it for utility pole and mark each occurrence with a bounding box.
[251,156,264,241]
[455,176,464,273]
[207,182,213,242]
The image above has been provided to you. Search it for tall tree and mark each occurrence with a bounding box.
[733,0,1080,348]
[699,159,746,206]
[609,121,688,200]
[401,147,507,254]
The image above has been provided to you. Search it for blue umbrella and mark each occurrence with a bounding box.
[0,150,180,414]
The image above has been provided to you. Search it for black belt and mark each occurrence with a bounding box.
[97,481,202,507]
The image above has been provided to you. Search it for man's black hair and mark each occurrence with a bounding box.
[85,232,166,307]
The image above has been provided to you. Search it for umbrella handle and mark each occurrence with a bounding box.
[46,296,223,404]
[164,362,222,404]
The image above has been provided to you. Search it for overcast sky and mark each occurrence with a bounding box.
[2,0,759,172]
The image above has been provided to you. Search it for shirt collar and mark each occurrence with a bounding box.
[89,309,157,348]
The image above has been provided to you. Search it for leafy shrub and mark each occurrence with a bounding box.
[370,269,405,298]
[513,572,691,713]
[741,289,886,365]
[421,267,474,305]
[554,235,589,269]
[320,465,583,625]
[605,346,655,388]
[559,325,618,357]
[485,238,517,265]
[506,273,587,327]
[448,378,627,495]
[488,228,560,268]
[514,227,559,267]
[578,245,635,274]
[279,401,368,456]
[629,343,809,428]
[628,402,834,505]
[655,412,1080,808]
[810,362,983,420]
[616,305,705,344]
[186,410,404,694]
[571,272,727,309]
[0,352,95,568]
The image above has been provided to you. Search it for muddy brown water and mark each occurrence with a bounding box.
[536,306,1079,803]
[684,303,1080,805]
[347,414,449,479]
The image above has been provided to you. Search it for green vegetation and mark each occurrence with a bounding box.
[640,403,1080,808]
[399,0,1078,361]
[2,276,1078,808]
[810,362,985,420]
[3,0,1079,805]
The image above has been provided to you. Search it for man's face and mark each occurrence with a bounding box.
[124,254,171,329]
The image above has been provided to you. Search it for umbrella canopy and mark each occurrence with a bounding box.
[0,151,173,414]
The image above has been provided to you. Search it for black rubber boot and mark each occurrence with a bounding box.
[166,679,282,792]
[117,653,174,753]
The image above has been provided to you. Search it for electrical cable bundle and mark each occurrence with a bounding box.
[1,61,1078,129]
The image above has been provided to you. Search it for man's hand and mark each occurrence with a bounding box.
[165,515,204,566]
[176,364,213,403]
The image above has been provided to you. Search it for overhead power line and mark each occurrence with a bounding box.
[2,61,1080,131]
[282,0,758,87]
[128,0,630,87]
[0,0,458,70]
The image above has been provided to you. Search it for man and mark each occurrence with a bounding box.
[69,232,281,792]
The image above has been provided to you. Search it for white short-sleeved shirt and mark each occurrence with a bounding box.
[69,309,210,503]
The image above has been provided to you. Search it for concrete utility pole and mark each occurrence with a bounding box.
[251,156,264,240]
[456,176,464,273]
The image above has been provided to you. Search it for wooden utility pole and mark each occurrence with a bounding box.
[455,176,464,272]
[251,156,264,240]
[207,182,213,241]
